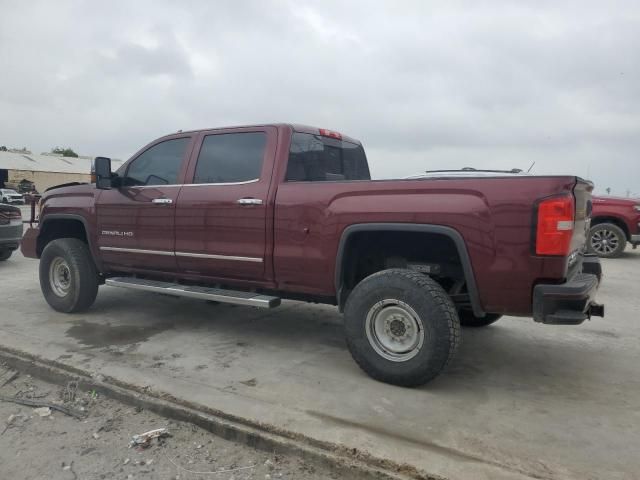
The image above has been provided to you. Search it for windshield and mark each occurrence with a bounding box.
[286,132,370,182]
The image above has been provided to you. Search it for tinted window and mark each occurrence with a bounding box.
[286,132,370,182]
[125,138,189,186]
[193,133,266,184]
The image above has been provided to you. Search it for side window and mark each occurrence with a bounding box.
[193,132,266,184]
[286,132,371,182]
[124,138,189,186]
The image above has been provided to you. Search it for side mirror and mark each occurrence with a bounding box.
[94,156,112,190]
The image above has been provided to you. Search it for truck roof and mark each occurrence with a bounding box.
[158,123,362,146]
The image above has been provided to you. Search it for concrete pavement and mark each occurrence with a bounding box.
[1,249,639,480]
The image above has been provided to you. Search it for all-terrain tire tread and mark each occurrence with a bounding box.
[39,238,99,313]
[345,268,460,387]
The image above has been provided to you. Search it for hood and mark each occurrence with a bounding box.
[42,182,95,200]
[44,181,89,192]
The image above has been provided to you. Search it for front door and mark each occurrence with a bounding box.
[175,127,277,282]
[96,136,192,273]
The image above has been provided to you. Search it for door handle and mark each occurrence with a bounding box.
[152,198,173,205]
[237,198,263,206]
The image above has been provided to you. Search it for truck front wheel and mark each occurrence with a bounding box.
[39,238,99,313]
[344,269,460,387]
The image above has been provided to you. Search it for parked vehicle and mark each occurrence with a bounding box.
[0,204,23,261]
[0,189,25,205]
[588,196,640,258]
[21,124,604,386]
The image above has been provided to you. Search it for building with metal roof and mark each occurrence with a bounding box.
[0,151,124,193]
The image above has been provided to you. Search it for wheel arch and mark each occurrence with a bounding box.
[37,214,101,269]
[334,223,484,317]
[590,216,630,241]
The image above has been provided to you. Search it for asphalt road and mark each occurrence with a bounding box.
[1,248,638,480]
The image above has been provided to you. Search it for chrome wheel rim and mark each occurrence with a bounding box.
[591,229,620,255]
[365,299,424,362]
[49,257,71,297]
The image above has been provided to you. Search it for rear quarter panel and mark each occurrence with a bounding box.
[274,176,579,315]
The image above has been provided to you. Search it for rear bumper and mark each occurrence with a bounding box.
[20,226,39,258]
[533,256,604,325]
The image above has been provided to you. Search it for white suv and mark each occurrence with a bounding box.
[0,189,25,205]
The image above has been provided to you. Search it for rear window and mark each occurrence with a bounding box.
[286,132,370,182]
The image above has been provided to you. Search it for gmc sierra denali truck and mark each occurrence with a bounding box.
[21,124,604,386]
[587,195,640,258]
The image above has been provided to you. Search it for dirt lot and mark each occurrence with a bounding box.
[0,370,340,480]
[1,247,639,480]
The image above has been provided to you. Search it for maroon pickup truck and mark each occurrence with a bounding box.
[21,124,604,386]
[588,196,640,258]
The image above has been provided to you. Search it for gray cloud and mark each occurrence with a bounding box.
[1,0,639,194]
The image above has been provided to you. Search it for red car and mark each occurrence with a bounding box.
[589,196,640,257]
[21,124,604,386]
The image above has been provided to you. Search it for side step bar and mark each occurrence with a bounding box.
[105,277,281,309]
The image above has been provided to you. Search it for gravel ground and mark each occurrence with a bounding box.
[0,368,341,480]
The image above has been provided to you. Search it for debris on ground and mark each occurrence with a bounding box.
[33,407,51,417]
[0,394,85,419]
[0,365,18,388]
[240,378,257,387]
[61,380,78,403]
[1,413,28,435]
[130,427,170,449]
[1,373,343,480]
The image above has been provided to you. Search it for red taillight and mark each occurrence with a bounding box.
[536,195,575,256]
[319,128,342,140]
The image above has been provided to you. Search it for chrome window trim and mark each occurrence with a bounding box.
[122,178,260,189]
[183,179,260,187]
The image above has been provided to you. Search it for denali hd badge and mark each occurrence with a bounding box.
[101,230,134,237]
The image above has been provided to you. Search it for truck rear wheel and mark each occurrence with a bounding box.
[587,223,626,258]
[344,269,460,387]
[0,250,12,261]
[458,310,502,327]
[39,238,99,313]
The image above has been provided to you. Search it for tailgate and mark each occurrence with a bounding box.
[571,178,594,253]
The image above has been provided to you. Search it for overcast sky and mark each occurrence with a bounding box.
[1,1,639,194]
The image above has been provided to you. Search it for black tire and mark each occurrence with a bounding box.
[39,238,99,313]
[344,269,460,387]
[587,223,626,258]
[0,250,12,261]
[458,310,502,327]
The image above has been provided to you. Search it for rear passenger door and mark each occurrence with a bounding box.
[174,127,278,282]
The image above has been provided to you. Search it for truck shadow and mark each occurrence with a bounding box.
[83,290,609,400]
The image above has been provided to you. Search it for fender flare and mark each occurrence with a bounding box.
[334,223,484,317]
[39,214,102,271]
